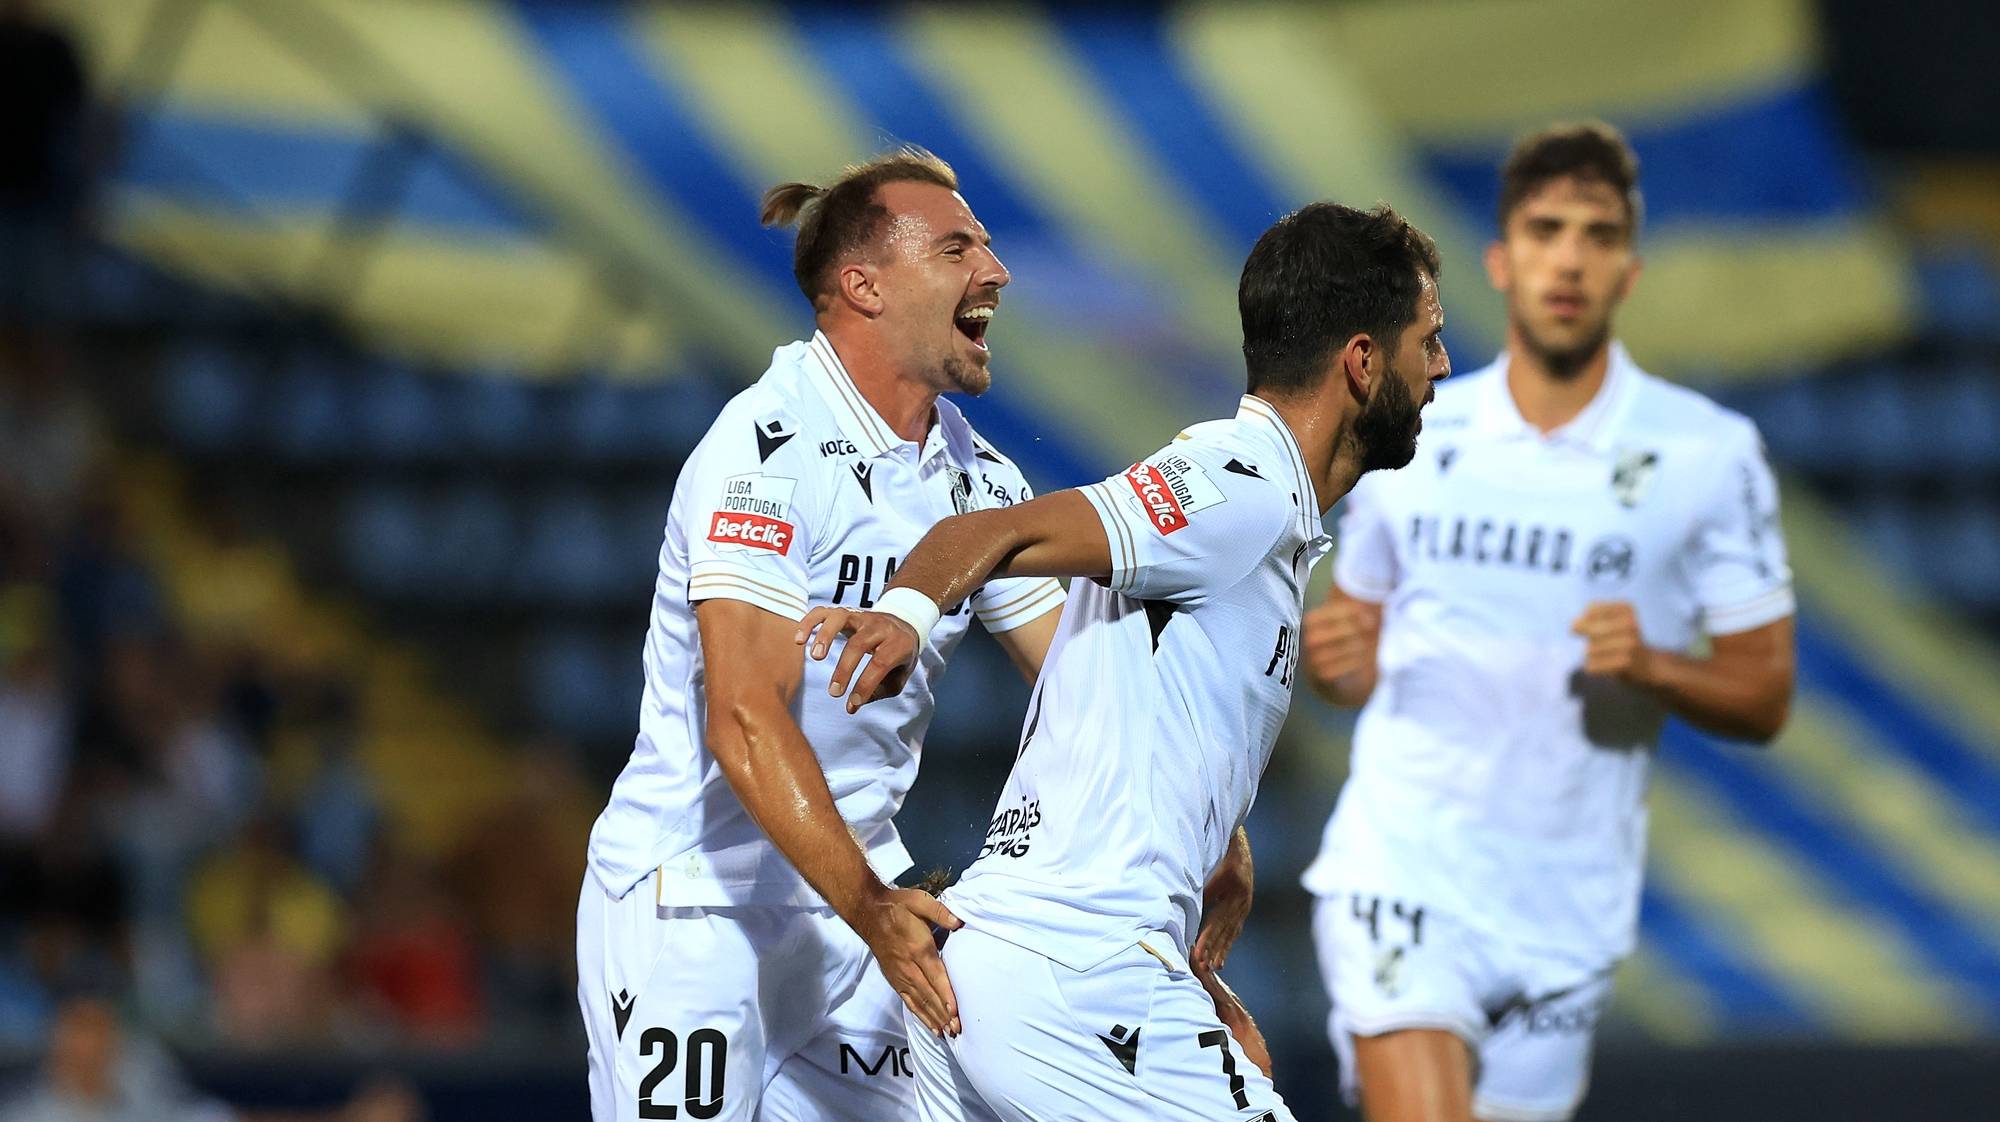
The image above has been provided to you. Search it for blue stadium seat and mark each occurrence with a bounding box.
[515,492,624,603]
[158,341,257,452]
[266,352,353,461]
[527,630,634,738]
[340,484,429,596]
[1851,497,1927,590]
[1738,375,1835,473]
[1914,247,2000,343]
[354,363,450,460]
[1935,363,2000,474]
[427,485,515,601]
[1929,504,2000,609]
[558,377,640,461]
[451,371,542,460]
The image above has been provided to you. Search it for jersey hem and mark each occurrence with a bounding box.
[976,578,1066,632]
[1702,584,1794,635]
[687,562,808,620]
[1081,480,1142,593]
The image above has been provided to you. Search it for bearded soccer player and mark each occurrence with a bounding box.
[575,147,1069,1122]
[1299,122,1797,1122]
[800,202,1451,1122]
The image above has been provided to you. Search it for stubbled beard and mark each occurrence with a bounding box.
[1353,357,1423,472]
[939,354,990,396]
[1518,313,1613,382]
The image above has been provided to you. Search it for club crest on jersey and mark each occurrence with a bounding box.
[1122,454,1224,535]
[709,473,797,555]
[948,467,976,515]
[1611,448,1660,508]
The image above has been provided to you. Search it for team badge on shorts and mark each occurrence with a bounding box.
[1373,945,1408,997]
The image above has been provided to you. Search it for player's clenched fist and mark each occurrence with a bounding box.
[797,606,919,712]
[1302,590,1382,702]
[1571,600,1655,685]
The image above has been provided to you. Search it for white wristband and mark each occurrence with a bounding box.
[875,587,942,652]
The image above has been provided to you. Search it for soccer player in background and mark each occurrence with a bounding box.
[1299,122,1797,1122]
[575,147,1068,1122]
[801,202,1452,1122]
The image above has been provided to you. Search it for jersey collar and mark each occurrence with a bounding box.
[1237,394,1321,532]
[803,331,900,457]
[1475,340,1641,454]
[803,331,968,465]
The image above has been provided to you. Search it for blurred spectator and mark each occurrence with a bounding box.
[0,623,69,842]
[10,793,129,1004]
[0,997,233,1122]
[447,741,592,1038]
[343,842,482,1049]
[0,327,100,538]
[186,819,344,1048]
[290,684,378,898]
[0,0,91,319]
[0,997,426,1122]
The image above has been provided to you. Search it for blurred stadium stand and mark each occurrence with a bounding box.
[4,1,1999,1119]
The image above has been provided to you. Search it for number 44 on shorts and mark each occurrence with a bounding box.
[1350,894,1425,945]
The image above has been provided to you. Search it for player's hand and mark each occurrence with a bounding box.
[856,886,964,1036]
[1571,600,1655,686]
[1195,963,1273,1079]
[797,607,918,712]
[1302,593,1381,692]
[1193,838,1253,972]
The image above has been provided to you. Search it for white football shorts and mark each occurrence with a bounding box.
[577,870,916,1122]
[909,926,1295,1122]
[1312,892,1616,1122]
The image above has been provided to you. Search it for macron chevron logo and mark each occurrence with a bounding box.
[1097,1023,1140,1074]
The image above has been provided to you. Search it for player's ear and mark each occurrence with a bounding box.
[1612,253,1643,305]
[1483,239,1510,293]
[1339,334,1374,404]
[836,261,885,318]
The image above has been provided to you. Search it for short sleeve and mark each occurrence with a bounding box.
[1332,473,1399,602]
[683,410,822,620]
[1691,421,1794,634]
[1078,444,1289,606]
[966,459,1066,632]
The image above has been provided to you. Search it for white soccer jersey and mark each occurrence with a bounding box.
[1301,343,1793,959]
[945,396,1333,971]
[586,332,1065,905]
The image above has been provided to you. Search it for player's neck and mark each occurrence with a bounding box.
[822,326,939,444]
[1505,330,1613,434]
[1260,392,1353,516]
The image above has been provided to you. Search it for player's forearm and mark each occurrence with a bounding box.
[1635,651,1792,743]
[707,697,887,922]
[1310,665,1377,708]
[884,508,1022,612]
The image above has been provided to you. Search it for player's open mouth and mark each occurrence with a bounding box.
[955,305,994,350]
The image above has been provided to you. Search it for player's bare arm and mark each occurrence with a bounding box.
[1570,603,1795,742]
[696,599,964,1036]
[1193,825,1254,972]
[796,490,1111,710]
[1303,585,1385,707]
[1195,962,1275,1081]
[990,604,1063,683]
